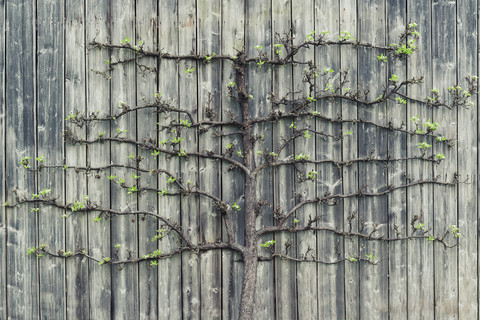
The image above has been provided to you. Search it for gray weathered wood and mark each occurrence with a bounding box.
[0,0,5,317]
[110,2,139,318]
[314,1,345,318]
[272,1,296,319]
[339,1,360,318]
[197,1,222,318]
[1,2,479,319]
[36,0,65,318]
[136,0,158,319]
[178,1,201,318]
[386,1,408,318]
[432,1,458,318]
[157,1,182,319]
[357,1,388,319]
[5,1,38,319]
[245,0,275,318]
[456,1,478,318]
[406,1,435,319]
[65,0,89,318]
[86,1,112,318]
[220,2,245,319]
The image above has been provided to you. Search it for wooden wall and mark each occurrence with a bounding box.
[0,0,478,319]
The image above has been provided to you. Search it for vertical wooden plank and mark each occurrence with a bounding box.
[85,1,111,318]
[313,1,345,318]
[245,0,275,318]
[136,0,158,319]
[271,1,296,319]
[110,1,138,318]
[157,1,182,318]
[0,0,6,317]
[178,1,200,318]
[357,1,388,319]
[386,1,407,318]
[406,1,434,318]
[220,2,245,319]
[5,0,38,318]
[339,1,359,318]
[197,1,222,318]
[36,0,65,318]
[432,1,458,318]
[456,1,478,318]
[65,0,89,318]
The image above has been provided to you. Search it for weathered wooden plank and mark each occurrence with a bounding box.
[357,1,388,319]
[220,2,245,319]
[245,0,275,318]
[135,0,158,319]
[64,0,89,318]
[406,1,434,318]
[178,1,201,318]
[339,1,360,318]
[456,1,478,318]
[157,1,182,319]
[313,1,345,318]
[36,0,65,318]
[386,2,407,318]
[5,1,38,319]
[197,1,222,318]
[85,1,112,318]
[432,1,458,318]
[110,1,139,318]
[0,0,6,318]
[271,1,296,319]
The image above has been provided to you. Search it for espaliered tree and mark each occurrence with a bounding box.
[6,23,476,319]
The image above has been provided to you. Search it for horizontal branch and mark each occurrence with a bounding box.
[253,154,443,175]
[64,130,250,174]
[278,177,461,225]
[29,241,243,266]
[257,225,460,249]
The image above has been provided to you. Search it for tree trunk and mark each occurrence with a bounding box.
[238,249,258,320]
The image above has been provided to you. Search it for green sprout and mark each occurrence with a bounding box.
[304,130,312,139]
[185,67,195,74]
[395,97,407,104]
[232,202,241,212]
[418,142,432,149]
[389,74,399,82]
[377,54,387,62]
[307,170,318,180]
[305,30,315,42]
[450,225,462,238]
[98,257,111,265]
[293,218,300,224]
[127,185,138,194]
[260,240,276,248]
[365,252,376,263]
[338,31,353,41]
[167,176,176,184]
[273,43,283,55]
[205,52,216,62]
[20,156,32,168]
[131,173,140,180]
[92,216,101,222]
[295,153,310,161]
[226,81,236,88]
